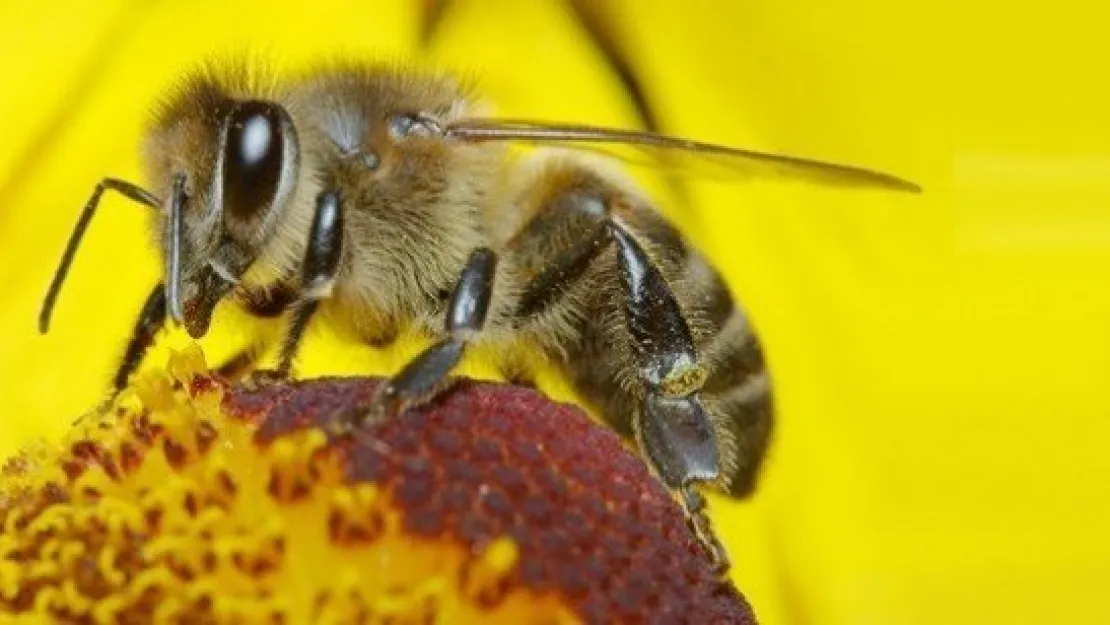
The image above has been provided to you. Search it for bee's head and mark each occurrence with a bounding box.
[150,96,300,338]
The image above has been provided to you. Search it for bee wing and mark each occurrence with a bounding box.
[443,118,922,194]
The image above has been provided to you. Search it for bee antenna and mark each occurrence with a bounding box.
[414,112,445,137]
[38,178,159,334]
[165,174,188,325]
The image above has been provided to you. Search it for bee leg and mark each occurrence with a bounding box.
[249,190,344,386]
[356,247,498,424]
[39,178,159,335]
[274,301,319,377]
[679,484,731,576]
[642,393,730,574]
[515,220,611,319]
[214,281,299,382]
[510,205,728,571]
[111,282,167,392]
[606,218,730,574]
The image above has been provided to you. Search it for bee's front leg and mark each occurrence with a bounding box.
[356,247,498,423]
[244,189,344,388]
[112,283,167,392]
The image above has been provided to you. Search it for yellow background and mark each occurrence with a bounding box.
[0,1,1106,623]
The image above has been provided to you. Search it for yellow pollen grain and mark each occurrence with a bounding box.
[31,586,60,614]
[167,344,208,384]
[370,576,447,622]
[660,362,709,397]
[97,544,126,588]
[462,535,520,604]
[266,428,332,502]
[60,579,92,616]
[26,508,68,537]
[129,567,182,599]
[99,499,144,537]
[133,373,179,413]
[58,539,85,570]
[152,597,186,623]
[0,534,14,556]
[91,596,127,624]
[0,561,21,599]
[482,536,520,579]
[28,560,60,580]
[38,537,62,563]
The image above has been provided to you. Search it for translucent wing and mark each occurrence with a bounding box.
[444,118,922,194]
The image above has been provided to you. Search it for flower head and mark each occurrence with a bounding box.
[1,347,755,623]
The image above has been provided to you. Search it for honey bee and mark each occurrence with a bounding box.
[37,59,920,574]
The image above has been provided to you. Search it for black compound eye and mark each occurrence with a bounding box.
[223,101,286,220]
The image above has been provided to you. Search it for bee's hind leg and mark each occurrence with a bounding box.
[605,218,730,575]
[354,247,499,424]
[496,183,730,571]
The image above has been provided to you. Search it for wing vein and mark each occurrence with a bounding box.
[444,118,922,194]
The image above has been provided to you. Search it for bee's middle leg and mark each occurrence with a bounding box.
[241,189,344,386]
[358,247,499,422]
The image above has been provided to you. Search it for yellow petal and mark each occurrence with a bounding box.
[577,2,1110,625]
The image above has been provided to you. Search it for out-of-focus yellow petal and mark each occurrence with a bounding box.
[422,0,679,221]
[576,2,1110,624]
[0,0,135,193]
[544,3,945,622]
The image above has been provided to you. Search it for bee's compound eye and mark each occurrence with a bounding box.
[223,101,287,220]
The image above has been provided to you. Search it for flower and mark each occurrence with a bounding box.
[1,348,754,623]
[8,1,1094,625]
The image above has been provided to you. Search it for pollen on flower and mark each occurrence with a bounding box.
[0,346,756,624]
